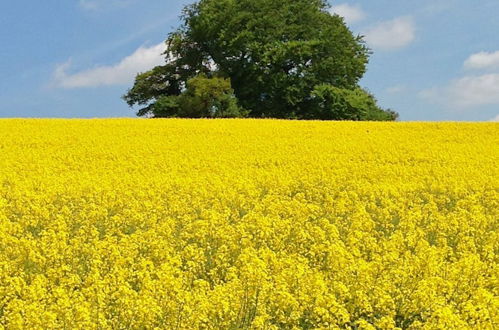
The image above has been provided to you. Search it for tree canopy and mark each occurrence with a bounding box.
[124,0,398,121]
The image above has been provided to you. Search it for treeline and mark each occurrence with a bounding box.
[124,0,398,121]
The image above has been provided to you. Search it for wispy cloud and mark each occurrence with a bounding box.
[420,1,455,16]
[329,4,366,25]
[490,114,499,122]
[464,50,499,70]
[421,50,499,110]
[53,42,165,88]
[364,17,416,51]
[79,0,134,11]
[420,73,499,108]
[385,85,407,94]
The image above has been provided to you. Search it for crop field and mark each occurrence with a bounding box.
[0,119,497,328]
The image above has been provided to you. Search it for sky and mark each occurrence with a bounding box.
[1,0,499,121]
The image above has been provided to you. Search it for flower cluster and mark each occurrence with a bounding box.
[0,119,497,328]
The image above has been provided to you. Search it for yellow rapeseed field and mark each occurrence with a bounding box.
[0,119,497,329]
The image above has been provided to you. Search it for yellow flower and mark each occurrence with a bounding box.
[0,119,497,328]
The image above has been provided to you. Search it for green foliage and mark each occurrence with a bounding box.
[134,75,246,118]
[178,75,247,118]
[124,65,183,109]
[309,85,365,120]
[307,85,399,121]
[123,0,398,120]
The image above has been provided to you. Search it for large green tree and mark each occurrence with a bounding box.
[124,0,398,120]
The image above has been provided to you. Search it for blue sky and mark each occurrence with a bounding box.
[1,0,499,121]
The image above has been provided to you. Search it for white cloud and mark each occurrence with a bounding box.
[421,50,499,111]
[420,73,499,108]
[364,17,416,51]
[490,114,499,122]
[329,4,365,25]
[53,43,166,88]
[464,51,499,70]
